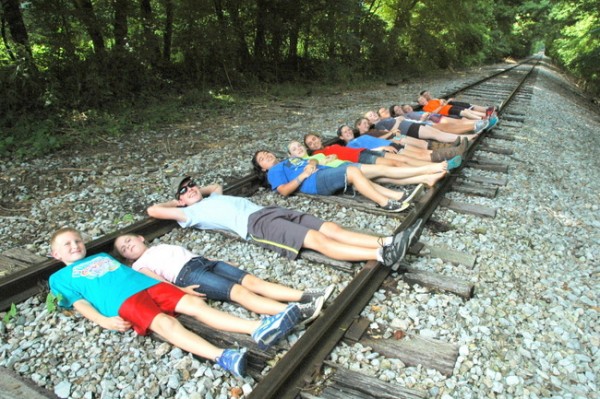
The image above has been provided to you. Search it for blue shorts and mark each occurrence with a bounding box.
[358,150,384,164]
[315,163,359,195]
[174,256,248,301]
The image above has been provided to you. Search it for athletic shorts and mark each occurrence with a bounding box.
[399,120,422,138]
[175,256,248,301]
[247,206,325,259]
[448,106,467,117]
[358,150,384,164]
[448,100,472,109]
[119,282,185,336]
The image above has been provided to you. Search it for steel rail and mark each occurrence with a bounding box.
[248,58,541,399]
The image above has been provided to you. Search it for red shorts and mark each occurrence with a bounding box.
[119,283,186,335]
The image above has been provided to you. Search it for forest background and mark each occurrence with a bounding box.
[1,0,598,159]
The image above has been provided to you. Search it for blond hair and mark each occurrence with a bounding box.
[50,227,82,250]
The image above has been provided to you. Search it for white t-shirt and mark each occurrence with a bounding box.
[132,244,196,283]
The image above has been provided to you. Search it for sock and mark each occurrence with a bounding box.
[376,247,384,262]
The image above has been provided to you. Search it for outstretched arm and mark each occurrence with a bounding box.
[73,299,132,332]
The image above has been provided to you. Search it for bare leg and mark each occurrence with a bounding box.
[360,162,446,179]
[302,229,379,261]
[229,283,288,315]
[382,152,431,166]
[345,166,391,207]
[459,109,485,120]
[240,275,303,303]
[377,173,445,187]
[175,294,259,333]
[318,222,382,248]
[150,313,224,361]
[418,126,477,143]
[396,136,429,149]
[434,119,476,134]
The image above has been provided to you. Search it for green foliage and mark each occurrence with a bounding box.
[4,0,597,160]
[546,0,600,95]
[2,303,17,323]
[46,292,63,313]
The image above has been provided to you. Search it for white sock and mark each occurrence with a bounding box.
[376,248,384,262]
[383,236,393,246]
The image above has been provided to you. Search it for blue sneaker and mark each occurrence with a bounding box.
[252,304,300,350]
[216,349,247,378]
[447,155,462,170]
[486,115,499,130]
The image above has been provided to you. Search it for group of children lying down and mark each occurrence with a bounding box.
[48,94,498,377]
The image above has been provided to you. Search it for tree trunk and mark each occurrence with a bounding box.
[223,0,251,68]
[113,0,128,50]
[72,0,105,54]
[162,0,173,61]
[140,0,161,64]
[1,0,33,57]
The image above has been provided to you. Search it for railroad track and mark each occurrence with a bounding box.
[0,56,540,398]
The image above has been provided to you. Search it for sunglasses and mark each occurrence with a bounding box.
[178,180,196,197]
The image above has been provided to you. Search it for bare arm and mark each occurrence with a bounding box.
[199,184,223,196]
[73,299,132,332]
[147,200,188,222]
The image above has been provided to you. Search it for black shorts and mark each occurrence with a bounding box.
[448,106,467,117]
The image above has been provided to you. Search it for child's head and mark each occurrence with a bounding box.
[303,133,322,152]
[252,150,278,172]
[174,177,203,206]
[114,234,148,261]
[354,117,371,134]
[336,125,355,143]
[389,105,403,117]
[417,95,427,105]
[378,107,391,119]
[364,110,379,124]
[50,228,86,265]
[288,140,307,158]
[401,104,413,113]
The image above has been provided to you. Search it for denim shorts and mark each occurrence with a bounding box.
[315,163,360,195]
[358,150,384,164]
[174,256,248,301]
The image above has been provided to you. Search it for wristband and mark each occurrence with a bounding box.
[295,177,302,185]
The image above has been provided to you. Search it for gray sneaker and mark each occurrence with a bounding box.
[381,230,410,270]
[297,296,324,325]
[300,284,335,303]
[378,199,410,213]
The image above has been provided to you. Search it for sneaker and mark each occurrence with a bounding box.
[381,230,410,270]
[447,155,462,170]
[378,199,410,212]
[486,115,499,130]
[251,304,300,350]
[300,284,335,303]
[407,218,424,247]
[474,120,489,134]
[216,349,247,378]
[451,136,461,147]
[486,106,496,118]
[404,184,425,203]
[297,296,324,325]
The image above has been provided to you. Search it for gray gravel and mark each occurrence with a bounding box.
[1,59,599,398]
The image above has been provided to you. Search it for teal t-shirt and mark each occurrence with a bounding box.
[49,253,159,317]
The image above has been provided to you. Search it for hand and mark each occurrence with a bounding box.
[103,316,132,332]
[182,285,206,297]
[303,163,317,176]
